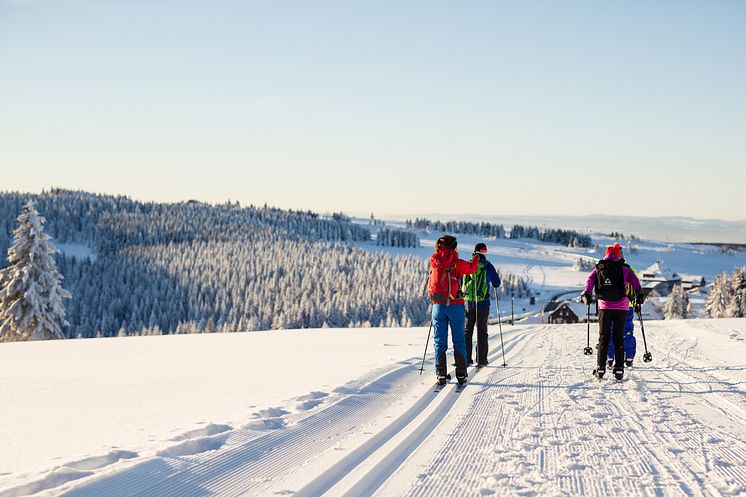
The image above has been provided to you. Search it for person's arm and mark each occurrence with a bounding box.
[581,269,596,304]
[456,254,480,276]
[584,269,597,294]
[487,262,501,288]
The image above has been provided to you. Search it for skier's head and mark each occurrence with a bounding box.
[605,243,623,260]
[473,243,488,257]
[435,234,457,252]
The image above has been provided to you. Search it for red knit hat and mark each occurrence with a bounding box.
[605,243,623,259]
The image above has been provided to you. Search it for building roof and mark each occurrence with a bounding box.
[548,300,588,319]
[679,273,705,285]
[639,259,681,282]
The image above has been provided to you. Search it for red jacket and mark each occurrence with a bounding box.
[428,249,479,305]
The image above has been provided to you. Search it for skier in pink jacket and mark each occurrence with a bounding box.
[581,243,644,380]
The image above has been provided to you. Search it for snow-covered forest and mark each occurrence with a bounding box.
[407,218,507,239]
[405,217,592,247]
[0,190,430,337]
[375,228,420,248]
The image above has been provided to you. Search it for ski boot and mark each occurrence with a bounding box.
[593,368,605,379]
[437,373,452,387]
[607,359,614,367]
[456,373,468,386]
[625,359,634,367]
[613,368,624,381]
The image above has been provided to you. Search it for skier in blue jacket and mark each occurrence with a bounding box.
[462,243,501,367]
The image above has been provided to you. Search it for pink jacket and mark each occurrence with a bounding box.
[584,254,642,310]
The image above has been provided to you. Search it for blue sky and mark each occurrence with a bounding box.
[1,0,744,220]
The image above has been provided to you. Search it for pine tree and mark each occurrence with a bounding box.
[664,285,689,320]
[0,200,72,341]
[728,267,746,318]
[705,274,730,319]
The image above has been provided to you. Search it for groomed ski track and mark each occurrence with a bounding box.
[43,321,746,497]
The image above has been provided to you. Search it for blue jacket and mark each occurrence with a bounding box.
[465,256,501,311]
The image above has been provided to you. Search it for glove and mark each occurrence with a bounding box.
[581,292,593,305]
[634,290,645,305]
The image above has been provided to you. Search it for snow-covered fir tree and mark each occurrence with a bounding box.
[0,200,71,341]
[572,257,596,271]
[727,267,746,318]
[664,284,689,320]
[705,274,730,318]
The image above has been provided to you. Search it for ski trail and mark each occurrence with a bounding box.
[287,325,546,497]
[55,361,418,497]
[386,324,746,497]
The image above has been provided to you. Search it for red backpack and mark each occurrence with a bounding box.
[429,250,460,304]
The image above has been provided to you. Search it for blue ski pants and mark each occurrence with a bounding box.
[607,307,636,359]
[432,303,468,375]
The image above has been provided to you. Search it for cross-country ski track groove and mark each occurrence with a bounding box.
[29,321,746,497]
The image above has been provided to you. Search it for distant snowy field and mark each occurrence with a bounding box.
[2,319,745,496]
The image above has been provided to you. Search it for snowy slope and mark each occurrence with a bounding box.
[2,319,745,497]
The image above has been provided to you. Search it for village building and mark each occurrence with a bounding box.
[639,260,682,296]
[545,300,594,324]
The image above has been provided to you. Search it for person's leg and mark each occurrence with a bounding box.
[464,306,476,364]
[447,304,468,378]
[624,307,636,362]
[477,304,490,365]
[597,309,612,371]
[611,310,627,372]
[607,314,616,362]
[432,304,449,378]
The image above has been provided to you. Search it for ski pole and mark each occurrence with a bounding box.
[583,304,593,356]
[637,307,653,363]
[474,266,479,366]
[495,291,506,366]
[420,271,433,375]
[419,319,433,375]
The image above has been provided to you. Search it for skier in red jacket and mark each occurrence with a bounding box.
[428,235,479,385]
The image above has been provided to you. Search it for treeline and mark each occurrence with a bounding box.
[705,267,746,318]
[1,190,431,337]
[0,189,370,257]
[404,217,592,248]
[508,225,592,248]
[406,218,506,238]
[376,228,420,248]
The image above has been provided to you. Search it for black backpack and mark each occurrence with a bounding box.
[595,259,625,301]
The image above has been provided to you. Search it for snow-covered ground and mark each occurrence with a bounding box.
[2,319,745,496]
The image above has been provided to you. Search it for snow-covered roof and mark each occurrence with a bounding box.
[640,259,681,282]
[679,273,705,285]
[548,300,590,320]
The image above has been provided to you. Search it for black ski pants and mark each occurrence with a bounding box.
[465,305,489,366]
[597,308,627,371]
